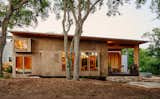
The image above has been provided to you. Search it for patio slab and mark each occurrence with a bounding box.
[128,81,160,88]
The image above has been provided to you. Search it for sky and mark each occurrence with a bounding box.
[12,0,160,48]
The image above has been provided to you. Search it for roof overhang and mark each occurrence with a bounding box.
[10,31,148,45]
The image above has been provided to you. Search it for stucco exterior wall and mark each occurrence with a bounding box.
[13,35,108,77]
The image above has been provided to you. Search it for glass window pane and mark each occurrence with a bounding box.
[81,52,89,71]
[61,52,66,71]
[14,39,28,50]
[89,52,98,71]
[16,56,23,73]
[24,56,32,73]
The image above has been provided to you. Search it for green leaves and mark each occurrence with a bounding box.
[0,2,7,21]
[135,0,160,19]
[9,8,37,28]
[141,28,160,75]
[147,28,160,57]
[150,0,160,19]
[0,0,51,28]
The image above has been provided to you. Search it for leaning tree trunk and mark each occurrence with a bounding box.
[0,41,5,76]
[73,29,81,80]
[0,19,8,76]
[0,7,12,76]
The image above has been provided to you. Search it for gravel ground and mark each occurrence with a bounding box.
[0,78,159,99]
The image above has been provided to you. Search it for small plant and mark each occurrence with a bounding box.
[3,62,12,73]
[0,74,3,78]
[5,65,12,73]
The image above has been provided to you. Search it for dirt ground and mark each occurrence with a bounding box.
[0,78,160,99]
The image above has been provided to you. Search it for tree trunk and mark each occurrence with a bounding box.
[0,42,5,76]
[69,39,74,74]
[0,1,14,76]
[0,21,7,76]
[64,33,71,80]
[73,33,80,80]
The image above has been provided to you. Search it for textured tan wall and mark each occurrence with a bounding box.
[13,35,108,77]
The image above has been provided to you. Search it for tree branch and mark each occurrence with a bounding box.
[78,0,82,21]
[62,0,72,33]
[62,0,67,34]
[13,0,28,11]
[68,0,78,22]
[82,0,101,22]
[66,11,72,32]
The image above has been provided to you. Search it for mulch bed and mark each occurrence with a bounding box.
[0,78,159,99]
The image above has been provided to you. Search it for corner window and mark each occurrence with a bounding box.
[15,40,28,50]
[14,38,31,52]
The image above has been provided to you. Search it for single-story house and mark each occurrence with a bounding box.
[10,31,147,78]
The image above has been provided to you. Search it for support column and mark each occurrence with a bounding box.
[134,45,139,67]
[12,39,16,78]
[98,42,108,77]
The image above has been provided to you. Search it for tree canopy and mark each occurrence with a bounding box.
[0,0,51,76]
[0,0,50,28]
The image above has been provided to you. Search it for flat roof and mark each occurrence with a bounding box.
[10,31,147,45]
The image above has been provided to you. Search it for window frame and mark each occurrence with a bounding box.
[61,51,100,72]
[14,38,31,52]
[15,55,32,74]
[80,51,100,72]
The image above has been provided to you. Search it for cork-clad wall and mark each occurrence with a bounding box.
[13,35,108,77]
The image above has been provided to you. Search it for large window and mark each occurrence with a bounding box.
[81,52,98,71]
[14,38,31,52]
[81,53,88,71]
[61,51,99,72]
[16,56,32,73]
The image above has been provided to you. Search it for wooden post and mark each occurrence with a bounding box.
[134,45,139,67]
